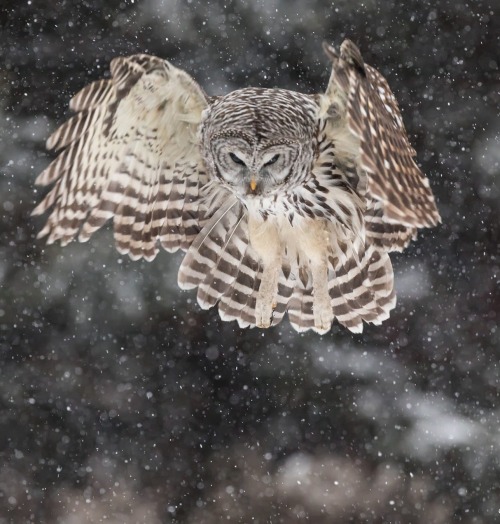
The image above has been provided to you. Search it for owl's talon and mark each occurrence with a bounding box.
[313,310,333,334]
[314,323,331,334]
[311,261,334,334]
[255,298,273,328]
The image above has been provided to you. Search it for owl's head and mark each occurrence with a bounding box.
[200,88,318,199]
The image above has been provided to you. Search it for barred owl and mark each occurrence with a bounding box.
[33,40,440,334]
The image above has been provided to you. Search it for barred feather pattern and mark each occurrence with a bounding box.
[176,128,396,334]
[33,54,209,259]
[34,41,440,334]
[323,39,441,229]
[330,153,417,253]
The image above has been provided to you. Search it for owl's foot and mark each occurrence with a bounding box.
[255,262,280,329]
[314,311,333,335]
[255,298,274,328]
[313,294,333,335]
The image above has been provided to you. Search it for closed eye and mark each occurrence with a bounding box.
[229,152,246,166]
[264,154,280,166]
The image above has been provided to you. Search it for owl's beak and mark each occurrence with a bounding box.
[249,178,257,192]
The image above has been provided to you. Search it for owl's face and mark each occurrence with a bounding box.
[200,88,319,201]
[209,136,304,197]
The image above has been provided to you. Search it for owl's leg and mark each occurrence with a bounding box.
[248,215,281,328]
[311,256,334,334]
[255,259,281,328]
[301,221,334,334]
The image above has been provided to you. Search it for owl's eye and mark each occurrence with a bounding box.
[229,152,246,166]
[264,154,280,166]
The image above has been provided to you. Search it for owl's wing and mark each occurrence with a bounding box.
[33,54,209,260]
[321,39,440,230]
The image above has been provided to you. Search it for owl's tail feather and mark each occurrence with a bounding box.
[328,244,396,333]
[269,265,295,327]
[288,281,316,332]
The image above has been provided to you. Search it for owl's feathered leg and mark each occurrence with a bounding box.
[297,220,335,334]
[248,215,281,328]
[255,263,281,328]
[279,217,336,334]
[310,256,334,334]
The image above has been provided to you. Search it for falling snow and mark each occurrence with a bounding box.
[1,0,499,522]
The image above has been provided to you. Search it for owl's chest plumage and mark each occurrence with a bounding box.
[243,173,360,276]
[246,200,332,269]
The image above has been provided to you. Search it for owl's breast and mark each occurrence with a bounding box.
[246,199,334,271]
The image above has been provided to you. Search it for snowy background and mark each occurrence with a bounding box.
[1,0,499,522]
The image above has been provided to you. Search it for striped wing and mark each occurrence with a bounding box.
[322,39,440,231]
[33,54,209,260]
[365,200,417,252]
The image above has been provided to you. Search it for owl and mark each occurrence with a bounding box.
[33,40,440,334]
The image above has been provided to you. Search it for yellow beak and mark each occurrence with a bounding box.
[249,178,257,192]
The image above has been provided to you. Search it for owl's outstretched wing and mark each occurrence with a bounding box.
[321,39,440,233]
[33,54,209,260]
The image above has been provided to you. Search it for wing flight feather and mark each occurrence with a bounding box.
[322,39,441,229]
[33,54,209,258]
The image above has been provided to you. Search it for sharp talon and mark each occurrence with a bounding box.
[256,315,272,329]
[255,296,273,328]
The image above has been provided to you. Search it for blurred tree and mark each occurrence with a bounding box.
[0,0,498,522]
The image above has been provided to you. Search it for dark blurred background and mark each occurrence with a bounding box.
[1,0,499,522]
